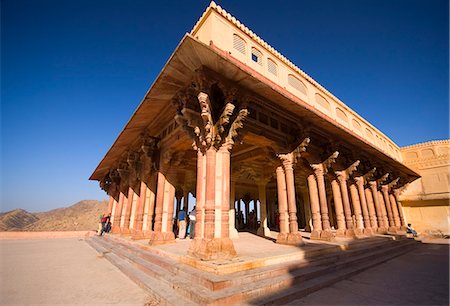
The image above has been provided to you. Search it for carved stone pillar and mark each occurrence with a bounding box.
[301,187,312,232]
[377,190,390,230]
[148,169,175,245]
[364,187,378,229]
[121,187,136,234]
[194,150,206,239]
[142,174,157,234]
[381,186,397,231]
[337,172,355,237]
[229,179,239,238]
[107,196,114,215]
[175,189,183,220]
[307,173,322,239]
[283,158,303,244]
[331,178,346,237]
[257,181,271,237]
[219,144,231,239]
[349,183,364,235]
[110,199,117,225]
[131,181,147,239]
[313,165,333,241]
[152,171,165,233]
[355,177,373,235]
[389,193,401,228]
[242,195,251,229]
[111,192,125,233]
[393,190,407,230]
[369,181,387,233]
[276,166,290,243]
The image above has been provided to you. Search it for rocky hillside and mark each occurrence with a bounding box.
[0,200,108,231]
[0,209,39,231]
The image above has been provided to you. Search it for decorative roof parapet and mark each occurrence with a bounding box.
[400,139,450,150]
[191,1,401,156]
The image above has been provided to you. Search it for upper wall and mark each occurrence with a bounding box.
[191,2,402,162]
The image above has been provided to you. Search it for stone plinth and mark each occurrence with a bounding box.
[148,231,175,246]
[188,237,236,261]
[276,233,304,246]
[130,229,153,240]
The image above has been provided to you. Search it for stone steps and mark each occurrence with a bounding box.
[87,234,418,305]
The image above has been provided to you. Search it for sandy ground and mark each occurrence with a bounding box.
[0,237,150,305]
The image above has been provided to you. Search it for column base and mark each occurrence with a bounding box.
[354,228,365,236]
[320,230,335,241]
[377,227,388,234]
[400,226,407,231]
[188,237,236,260]
[111,226,121,234]
[120,227,131,235]
[335,229,346,238]
[257,226,271,238]
[345,229,356,238]
[276,232,304,245]
[131,229,153,240]
[388,226,398,233]
[363,228,375,235]
[148,231,175,246]
[310,230,322,240]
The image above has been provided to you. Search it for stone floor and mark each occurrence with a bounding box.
[0,233,448,305]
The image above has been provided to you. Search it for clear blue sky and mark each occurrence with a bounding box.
[1,0,448,212]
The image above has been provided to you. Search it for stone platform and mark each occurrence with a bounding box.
[87,232,419,305]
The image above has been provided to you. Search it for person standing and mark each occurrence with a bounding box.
[189,206,196,239]
[178,208,187,239]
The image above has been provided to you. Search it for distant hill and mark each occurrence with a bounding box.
[0,200,108,232]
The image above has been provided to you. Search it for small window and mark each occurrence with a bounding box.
[267,58,278,76]
[270,117,279,129]
[233,34,246,55]
[288,74,307,95]
[251,47,263,65]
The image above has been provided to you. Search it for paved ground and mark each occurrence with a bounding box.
[1,234,448,305]
[0,237,150,305]
[287,243,449,305]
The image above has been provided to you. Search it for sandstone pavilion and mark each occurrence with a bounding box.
[90,2,419,262]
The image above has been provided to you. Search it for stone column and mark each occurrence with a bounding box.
[175,190,183,220]
[188,145,236,260]
[369,181,387,233]
[229,179,239,238]
[152,172,165,233]
[364,187,378,229]
[183,190,189,211]
[276,166,290,244]
[194,150,206,239]
[111,192,124,233]
[121,187,136,234]
[331,178,346,237]
[349,183,364,235]
[355,178,372,235]
[377,190,389,229]
[111,199,117,225]
[389,193,401,228]
[337,172,355,237]
[257,181,271,237]
[107,196,114,215]
[131,181,147,239]
[307,173,322,239]
[283,159,303,244]
[393,190,407,230]
[143,175,157,234]
[313,165,333,240]
[219,145,231,239]
[148,169,175,245]
[381,186,396,231]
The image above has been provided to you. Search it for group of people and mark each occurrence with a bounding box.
[97,213,111,236]
[174,206,196,239]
